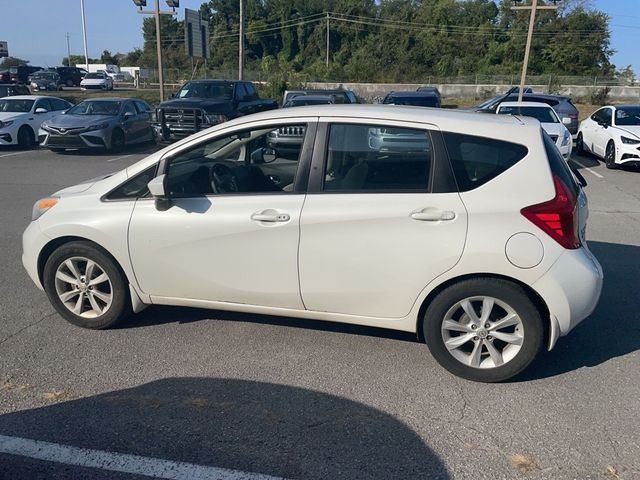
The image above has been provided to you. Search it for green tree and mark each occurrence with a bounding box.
[0,56,30,68]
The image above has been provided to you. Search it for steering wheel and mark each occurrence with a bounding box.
[210,163,240,194]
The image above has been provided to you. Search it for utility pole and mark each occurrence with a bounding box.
[326,13,329,70]
[65,33,71,66]
[511,0,559,102]
[80,0,89,71]
[239,0,244,80]
[134,0,177,103]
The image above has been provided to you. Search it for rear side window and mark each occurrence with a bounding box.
[443,132,528,192]
[324,123,432,192]
[542,131,580,197]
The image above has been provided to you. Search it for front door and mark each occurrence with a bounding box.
[128,119,317,309]
[299,120,467,319]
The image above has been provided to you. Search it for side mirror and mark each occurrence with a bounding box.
[123,112,134,121]
[35,107,48,114]
[571,168,588,188]
[170,92,176,99]
[562,117,572,125]
[598,122,609,129]
[251,147,277,164]
[147,174,171,210]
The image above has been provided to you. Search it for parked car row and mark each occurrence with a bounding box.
[0,65,87,88]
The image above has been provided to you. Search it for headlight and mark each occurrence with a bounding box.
[0,120,14,129]
[561,129,571,147]
[621,136,640,145]
[32,197,59,221]
[205,114,227,125]
[40,122,49,130]
[86,123,109,132]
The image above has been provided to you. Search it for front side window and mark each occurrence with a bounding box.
[164,123,308,197]
[324,124,432,192]
[443,132,528,192]
[123,102,136,116]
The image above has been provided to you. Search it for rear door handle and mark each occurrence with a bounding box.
[251,210,290,223]
[410,208,456,222]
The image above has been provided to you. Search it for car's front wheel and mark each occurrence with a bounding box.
[575,132,585,155]
[423,278,544,382]
[43,241,131,329]
[605,141,619,169]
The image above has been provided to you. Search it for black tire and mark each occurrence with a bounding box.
[66,79,74,87]
[605,141,619,169]
[17,126,35,149]
[110,128,125,152]
[575,132,585,155]
[423,278,544,383]
[43,241,131,329]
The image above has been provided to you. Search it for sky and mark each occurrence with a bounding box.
[0,0,638,74]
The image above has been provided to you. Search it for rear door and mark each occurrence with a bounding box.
[298,118,467,319]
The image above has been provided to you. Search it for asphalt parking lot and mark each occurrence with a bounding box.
[0,145,638,479]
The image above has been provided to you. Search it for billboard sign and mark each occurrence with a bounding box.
[0,41,8,58]
[184,8,209,59]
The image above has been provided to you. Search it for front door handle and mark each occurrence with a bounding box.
[410,208,456,222]
[251,210,290,223]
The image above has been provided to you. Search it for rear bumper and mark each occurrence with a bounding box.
[532,246,603,347]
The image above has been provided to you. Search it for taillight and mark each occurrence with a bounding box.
[521,175,581,249]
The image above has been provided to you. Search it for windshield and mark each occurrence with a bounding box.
[176,82,233,100]
[477,95,502,109]
[85,73,104,79]
[615,107,640,126]
[384,96,438,107]
[0,99,34,113]
[498,106,558,123]
[67,100,121,116]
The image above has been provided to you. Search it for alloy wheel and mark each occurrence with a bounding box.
[54,256,113,318]
[441,296,524,369]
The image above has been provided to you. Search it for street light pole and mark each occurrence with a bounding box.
[66,33,71,65]
[239,0,244,80]
[326,13,329,70]
[154,0,165,101]
[80,0,89,71]
[511,0,558,102]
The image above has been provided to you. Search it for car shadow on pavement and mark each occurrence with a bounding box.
[55,142,162,157]
[0,378,449,480]
[520,241,640,381]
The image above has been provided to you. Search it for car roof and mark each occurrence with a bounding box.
[610,104,640,109]
[77,97,133,102]
[499,101,553,108]
[512,93,570,101]
[387,91,438,98]
[292,95,335,101]
[0,95,48,100]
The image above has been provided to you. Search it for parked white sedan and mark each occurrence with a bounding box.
[0,95,72,148]
[497,101,573,159]
[80,72,113,91]
[577,104,640,169]
[22,105,603,382]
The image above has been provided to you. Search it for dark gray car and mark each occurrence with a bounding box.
[39,98,154,152]
[475,90,580,134]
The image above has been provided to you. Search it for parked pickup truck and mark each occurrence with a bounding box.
[153,80,278,141]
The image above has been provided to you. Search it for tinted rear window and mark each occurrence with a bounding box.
[443,132,528,191]
[542,131,580,197]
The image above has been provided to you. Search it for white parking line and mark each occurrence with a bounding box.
[0,151,32,159]
[106,154,133,163]
[571,158,604,178]
[0,434,285,480]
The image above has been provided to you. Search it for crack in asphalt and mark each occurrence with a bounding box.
[0,311,56,347]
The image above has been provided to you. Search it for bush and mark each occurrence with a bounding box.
[590,87,610,106]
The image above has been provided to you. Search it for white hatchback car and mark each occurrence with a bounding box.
[577,104,640,169]
[497,101,573,159]
[22,106,603,382]
[0,96,72,148]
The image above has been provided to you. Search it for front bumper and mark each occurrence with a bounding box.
[532,246,603,347]
[0,124,19,145]
[39,127,111,149]
[617,142,640,165]
[22,220,49,291]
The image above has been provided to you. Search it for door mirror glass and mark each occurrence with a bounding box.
[123,112,134,120]
[35,107,48,114]
[562,117,572,125]
[251,147,277,163]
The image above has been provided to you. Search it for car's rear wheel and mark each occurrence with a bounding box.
[605,141,618,169]
[575,132,585,155]
[423,278,544,382]
[17,126,35,149]
[43,241,131,329]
